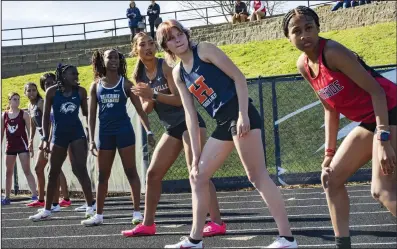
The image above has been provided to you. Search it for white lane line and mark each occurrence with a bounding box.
[1,200,382,220]
[2,223,394,240]
[1,189,371,210]
[1,210,389,228]
[211,242,397,248]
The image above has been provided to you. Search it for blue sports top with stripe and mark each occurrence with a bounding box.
[179,44,237,118]
[96,76,132,134]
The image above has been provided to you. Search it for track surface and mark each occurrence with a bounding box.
[2,184,396,248]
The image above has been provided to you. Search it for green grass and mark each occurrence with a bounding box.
[2,22,396,181]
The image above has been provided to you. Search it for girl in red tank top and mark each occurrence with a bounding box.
[283,6,396,249]
[1,92,38,205]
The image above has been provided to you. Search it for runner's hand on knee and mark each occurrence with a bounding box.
[190,157,200,177]
[378,142,395,175]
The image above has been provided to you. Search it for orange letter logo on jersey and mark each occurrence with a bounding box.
[188,76,214,104]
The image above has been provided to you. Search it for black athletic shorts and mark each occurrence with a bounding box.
[166,113,206,140]
[211,96,262,141]
[359,106,397,132]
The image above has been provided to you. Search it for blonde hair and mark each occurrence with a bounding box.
[156,19,194,66]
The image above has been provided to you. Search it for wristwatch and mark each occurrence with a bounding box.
[377,130,390,141]
[152,90,158,101]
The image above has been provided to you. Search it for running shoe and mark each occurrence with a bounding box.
[164,237,203,248]
[122,223,156,237]
[75,202,97,212]
[38,204,61,212]
[29,209,51,221]
[132,212,144,225]
[266,237,298,248]
[1,198,11,205]
[26,200,45,207]
[203,221,226,237]
[59,199,72,207]
[85,206,95,218]
[81,214,103,226]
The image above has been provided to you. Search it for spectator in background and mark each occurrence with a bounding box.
[249,0,266,22]
[147,0,160,39]
[331,0,371,11]
[232,0,249,24]
[127,1,142,41]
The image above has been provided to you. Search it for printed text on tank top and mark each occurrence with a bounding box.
[303,38,397,123]
[98,77,127,110]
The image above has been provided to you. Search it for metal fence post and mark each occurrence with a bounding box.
[140,125,149,193]
[114,19,117,36]
[83,23,86,40]
[20,28,23,45]
[175,11,177,20]
[52,26,55,43]
[271,80,282,185]
[206,8,209,25]
[257,77,267,167]
[13,163,19,196]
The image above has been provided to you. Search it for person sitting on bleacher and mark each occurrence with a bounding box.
[332,0,371,11]
[232,0,249,24]
[249,0,266,22]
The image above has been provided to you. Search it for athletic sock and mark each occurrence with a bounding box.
[52,203,59,206]
[188,236,202,244]
[92,200,96,206]
[280,236,295,242]
[335,236,351,249]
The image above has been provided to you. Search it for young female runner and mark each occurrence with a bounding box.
[28,64,95,221]
[157,20,297,248]
[121,32,226,237]
[1,93,38,205]
[283,6,396,249]
[25,79,71,209]
[81,48,155,226]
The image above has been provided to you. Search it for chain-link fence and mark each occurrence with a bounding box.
[142,64,396,192]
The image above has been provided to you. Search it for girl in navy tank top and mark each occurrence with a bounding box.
[122,32,225,237]
[1,92,38,205]
[284,6,396,249]
[28,64,95,222]
[83,49,154,226]
[157,20,296,248]
[24,78,71,209]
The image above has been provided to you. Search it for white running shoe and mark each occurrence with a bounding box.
[164,237,203,248]
[266,237,298,248]
[75,202,97,212]
[29,210,51,221]
[132,211,143,225]
[38,204,61,213]
[85,206,95,218]
[81,214,103,226]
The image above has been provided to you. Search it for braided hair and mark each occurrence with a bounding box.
[39,72,56,91]
[91,49,127,81]
[282,6,320,37]
[55,63,75,93]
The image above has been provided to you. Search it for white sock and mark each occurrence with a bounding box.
[44,209,51,215]
[133,211,142,217]
[95,214,103,219]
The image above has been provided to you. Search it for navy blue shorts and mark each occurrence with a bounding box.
[97,128,136,150]
[52,128,86,148]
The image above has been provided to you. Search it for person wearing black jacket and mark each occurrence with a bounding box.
[147,1,160,39]
[232,0,248,24]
